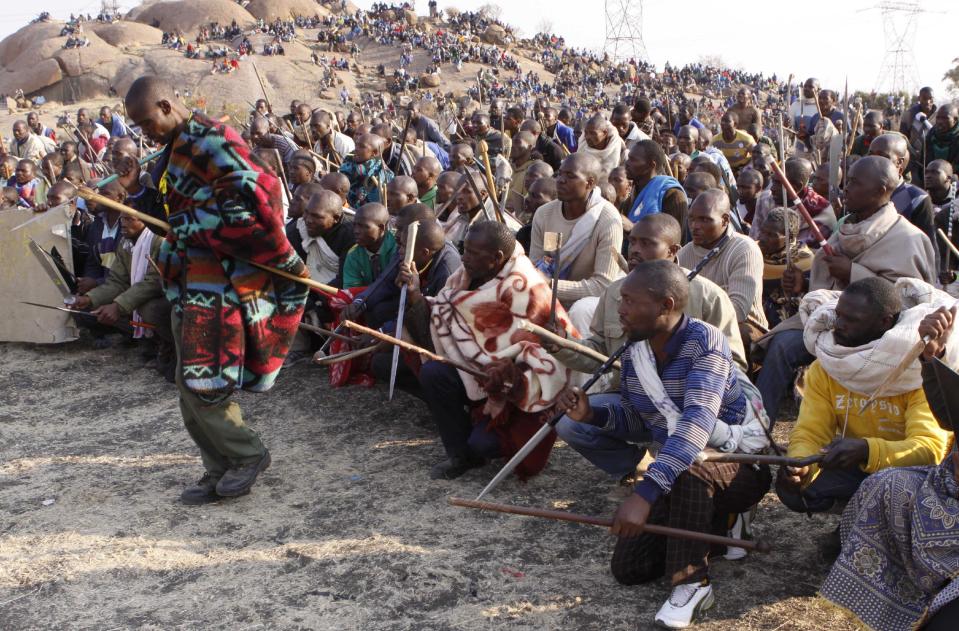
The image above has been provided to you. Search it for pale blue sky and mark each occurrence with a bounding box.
[2,0,955,96]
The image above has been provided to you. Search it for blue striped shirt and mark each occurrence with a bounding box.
[591,316,747,503]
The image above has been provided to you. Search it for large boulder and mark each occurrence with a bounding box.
[53,32,119,77]
[403,10,417,26]
[130,0,255,35]
[419,72,440,88]
[89,21,163,48]
[481,24,508,46]
[0,59,63,98]
[0,21,64,67]
[245,0,331,22]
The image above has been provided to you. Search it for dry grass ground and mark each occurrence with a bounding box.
[0,338,864,630]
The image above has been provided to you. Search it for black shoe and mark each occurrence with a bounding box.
[216,450,271,497]
[429,456,485,480]
[180,472,223,505]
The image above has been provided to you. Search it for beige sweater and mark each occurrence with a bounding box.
[529,198,625,307]
[677,228,767,328]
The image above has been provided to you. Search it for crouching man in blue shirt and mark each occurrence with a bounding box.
[557,259,772,629]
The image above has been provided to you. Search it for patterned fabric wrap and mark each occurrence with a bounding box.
[820,457,959,630]
[326,286,375,388]
[339,156,395,208]
[156,112,309,396]
[429,244,578,419]
[800,279,959,397]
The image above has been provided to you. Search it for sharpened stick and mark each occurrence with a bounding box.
[313,344,380,365]
[517,319,620,370]
[76,188,338,296]
[298,322,361,345]
[696,452,825,468]
[938,228,959,260]
[448,498,772,553]
[341,320,486,379]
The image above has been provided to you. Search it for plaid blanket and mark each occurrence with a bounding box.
[155,112,309,396]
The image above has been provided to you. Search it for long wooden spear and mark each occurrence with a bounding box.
[769,159,835,255]
[75,187,338,296]
[449,498,771,553]
[341,319,487,379]
[517,319,621,369]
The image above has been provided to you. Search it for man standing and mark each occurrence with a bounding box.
[557,260,771,629]
[125,76,308,504]
[728,89,761,133]
[924,103,959,174]
[711,112,755,173]
[409,102,451,152]
[899,86,936,184]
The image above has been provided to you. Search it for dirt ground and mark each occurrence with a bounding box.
[0,337,865,631]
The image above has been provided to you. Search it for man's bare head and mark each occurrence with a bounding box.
[124,76,190,145]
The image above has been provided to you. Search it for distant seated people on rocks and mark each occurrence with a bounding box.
[776,278,952,515]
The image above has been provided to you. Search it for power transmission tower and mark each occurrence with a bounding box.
[863,1,929,96]
[604,0,648,63]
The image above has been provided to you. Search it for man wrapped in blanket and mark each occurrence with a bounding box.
[820,296,959,631]
[776,278,953,516]
[125,76,309,505]
[413,220,577,481]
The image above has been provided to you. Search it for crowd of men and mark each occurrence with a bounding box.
[5,5,959,631]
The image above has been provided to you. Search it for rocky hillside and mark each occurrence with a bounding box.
[0,0,554,118]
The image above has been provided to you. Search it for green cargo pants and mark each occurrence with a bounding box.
[172,311,266,476]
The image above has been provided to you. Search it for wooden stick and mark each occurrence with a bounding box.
[448,498,771,553]
[78,187,170,231]
[243,260,338,295]
[76,188,338,296]
[938,228,959,259]
[313,344,379,366]
[341,320,486,379]
[273,148,293,201]
[769,159,835,255]
[250,60,273,112]
[298,321,360,345]
[696,452,824,468]
[477,140,502,222]
[517,320,621,369]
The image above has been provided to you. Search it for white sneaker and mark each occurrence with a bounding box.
[724,510,752,561]
[654,582,714,628]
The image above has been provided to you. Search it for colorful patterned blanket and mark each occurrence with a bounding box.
[155,112,308,397]
[820,456,959,630]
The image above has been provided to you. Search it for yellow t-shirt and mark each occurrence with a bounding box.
[787,360,952,487]
[711,129,756,169]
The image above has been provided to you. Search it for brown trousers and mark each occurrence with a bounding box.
[611,460,771,587]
